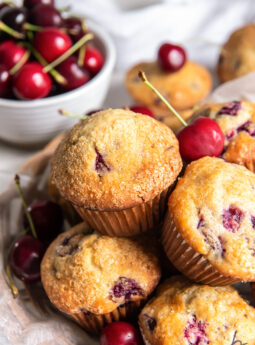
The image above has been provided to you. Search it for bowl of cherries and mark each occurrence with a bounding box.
[0,0,116,146]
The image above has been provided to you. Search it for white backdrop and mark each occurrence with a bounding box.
[57,0,255,71]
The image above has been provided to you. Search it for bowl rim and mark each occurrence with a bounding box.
[0,20,116,109]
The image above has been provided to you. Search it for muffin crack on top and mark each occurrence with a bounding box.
[51,108,182,211]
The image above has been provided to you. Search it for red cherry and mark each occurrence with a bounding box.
[83,46,104,75]
[23,0,54,9]
[177,117,225,162]
[57,56,90,91]
[13,62,52,100]
[0,65,11,97]
[129,105,154,117]
[0,41,28,70]
[34,28,72,63]
[23,201,63,244]
[64,17,85,42]
[30,4,63,27]
[100,322,143,345]
[10,235,45,283]
[158,43,187,72]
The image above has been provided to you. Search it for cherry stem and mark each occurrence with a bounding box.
[9,50,30,75]
[59,109,87,119]
[26,43,67,85]
[5,264,18,298]
[14,175,37,239]
[58,5,71,12]
[138,71,188,127]
[0,20,24,39]
[43,32,94,73]
[78,45,86,67]
[24,23,42,32]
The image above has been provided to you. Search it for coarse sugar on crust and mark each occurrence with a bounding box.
[139,276,255,345]
[51,108,182,210]
[168,157,255,281]
[41,223,161,315]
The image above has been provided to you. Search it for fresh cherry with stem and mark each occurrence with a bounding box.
[64,17,86,38]
[0,6,28,33]
[34,27,72,63]
[83,46,104,75]
[9,175,45,284]
[57,56,90,91]
[138,71,224,162]
[158,43,187,72]
[13,62,52,100]
[0,40,29,70]
[100,322,143,345]
[23,200,63,244]
[23,0,55,9]
[29,4,63,27]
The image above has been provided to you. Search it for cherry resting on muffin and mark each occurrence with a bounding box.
[158,43,187,72]
[100,322,143,345]
[138,71,224,162]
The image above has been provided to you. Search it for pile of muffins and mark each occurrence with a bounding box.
[40,106,255,343]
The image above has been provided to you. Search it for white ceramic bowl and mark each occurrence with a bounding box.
[0,21,116,146]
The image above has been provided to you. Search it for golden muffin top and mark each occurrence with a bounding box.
[139,276,255,345]
[41,223,161,315]
[217,24,255,82]
[51,108,182,210]
[169,156,255,280]
[126,61,212,114]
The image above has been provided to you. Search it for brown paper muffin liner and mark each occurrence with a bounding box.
[69,300,143,334]
[73,186,171,237]
[161,211,241,286]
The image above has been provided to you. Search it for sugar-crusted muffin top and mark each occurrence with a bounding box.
[168,157,255,280]
[41,223,161,315]
[125,61,212,114]
[195,101,255,170]
[217,24,255,82]
[51,108,182,210]
[139,276,255,345]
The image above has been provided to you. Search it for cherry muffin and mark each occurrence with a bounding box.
[41,223,161,334]
[162,156,255,285]
[217,24,255,83]
[139,276,255,345]
[194,100,255,171]
[126,61,212,131]
[51,108,182,237]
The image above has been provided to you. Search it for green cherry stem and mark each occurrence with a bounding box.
[23,23,42,32]
[14,175,37,239]
[9,50,30,75]
[43,32,94,73]
[138,70,188,127]
[78,45,86,67]
[5,264,18,298]
[26,43,67,85]
[59,109,87,119]
[0,20,24,39]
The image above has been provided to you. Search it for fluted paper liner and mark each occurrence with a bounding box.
[70,300,142,334]
[161,211,241,286]
[74,187,170,237]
